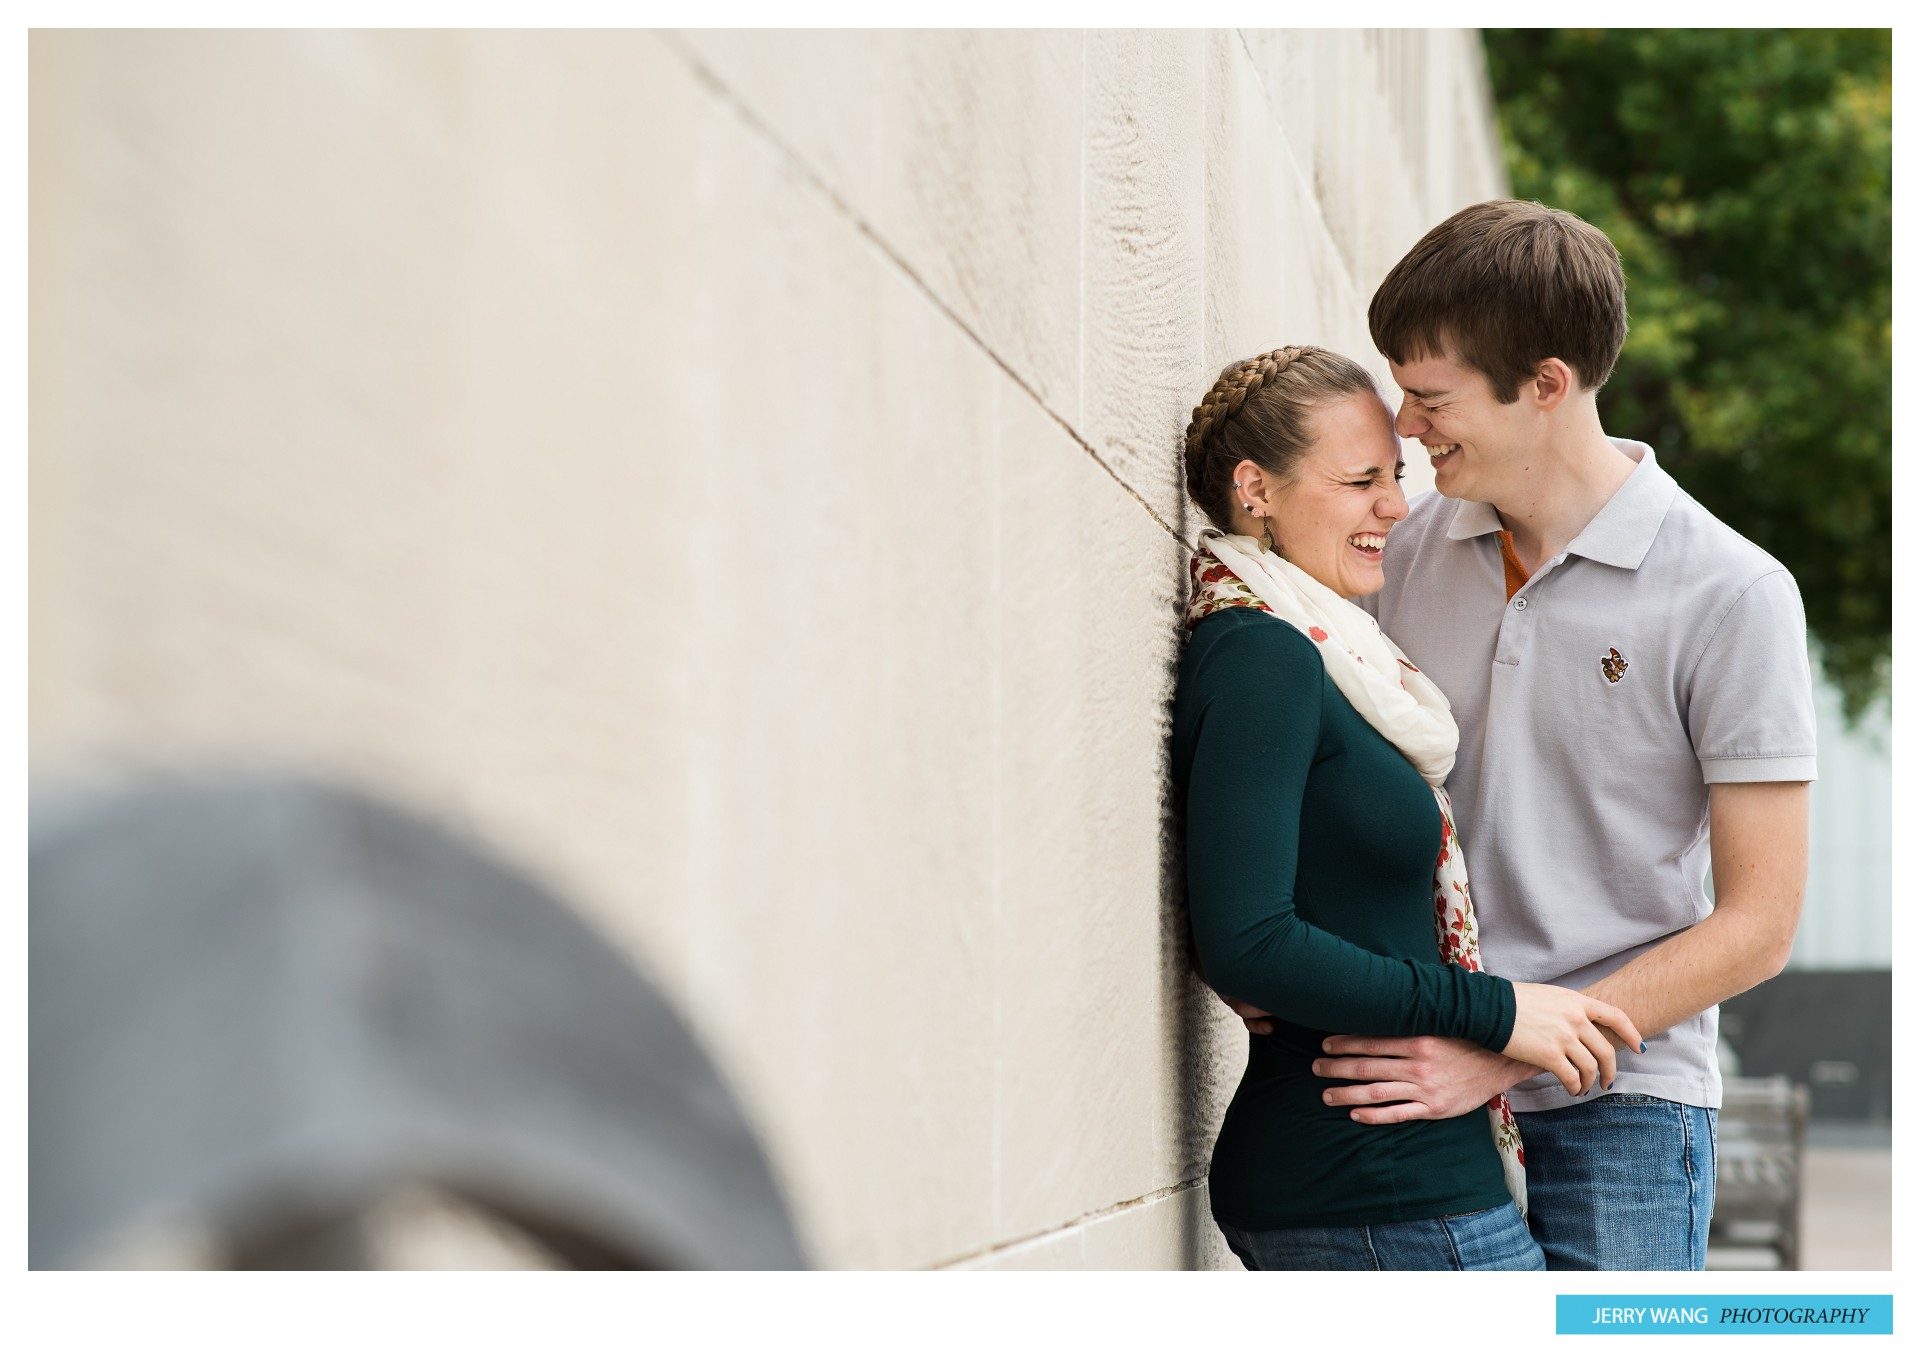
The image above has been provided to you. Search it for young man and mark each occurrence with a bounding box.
[1223,201,1816,1270]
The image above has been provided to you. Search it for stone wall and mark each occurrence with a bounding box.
[28,29,1508,1269]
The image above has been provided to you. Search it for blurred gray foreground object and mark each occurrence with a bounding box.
[31,775,808,1269]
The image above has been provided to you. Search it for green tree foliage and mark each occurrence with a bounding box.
[1483,28,1890,718]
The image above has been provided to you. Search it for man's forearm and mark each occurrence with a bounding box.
[1317,784,1807,1117]
[1580,901,1794,1040]
[1581,781,1808,1040]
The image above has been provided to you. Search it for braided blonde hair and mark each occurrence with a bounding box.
[1183,345,1381,536]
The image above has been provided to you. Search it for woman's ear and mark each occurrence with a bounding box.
[1233,459,1273,516]
[1232,458,1279,551]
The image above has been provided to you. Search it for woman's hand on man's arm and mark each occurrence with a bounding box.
[1501,982,1644,1097]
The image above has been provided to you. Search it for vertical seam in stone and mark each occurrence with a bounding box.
[1461,28,1511,198]
[1232,27,1358,290]
[1077,32,1087,436]
[1189,31,1205,547]
[989,373,1004,1245]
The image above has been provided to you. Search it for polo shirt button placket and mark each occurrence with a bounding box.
[1496,584,1532,667]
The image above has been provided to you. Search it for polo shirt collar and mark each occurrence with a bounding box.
[1441,438,1679,571]
[1568,440,1680,569]
[1443,498,1505,541]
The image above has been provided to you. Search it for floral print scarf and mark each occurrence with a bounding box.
[1186,531,1527,1216]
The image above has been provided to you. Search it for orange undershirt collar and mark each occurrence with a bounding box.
[1496,530,1531,601]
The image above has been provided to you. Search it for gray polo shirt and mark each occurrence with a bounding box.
[1366,439,1817,1113]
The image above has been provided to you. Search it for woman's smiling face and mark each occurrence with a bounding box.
[1259,393,1409,597]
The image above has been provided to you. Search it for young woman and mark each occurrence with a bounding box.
[1172,345,1642,1271]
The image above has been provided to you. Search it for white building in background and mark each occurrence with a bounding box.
[1796,676,1891,971]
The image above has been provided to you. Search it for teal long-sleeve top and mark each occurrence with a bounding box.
[1172,607,1517,1229]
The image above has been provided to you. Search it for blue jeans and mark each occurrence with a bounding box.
[1217,1202,1544,1270]
[1518,1093,1717,1270]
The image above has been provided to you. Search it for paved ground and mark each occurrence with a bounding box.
[1798,1139,1894,1270]
[1706,1125,1891,1271]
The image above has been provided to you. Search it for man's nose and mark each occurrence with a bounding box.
[1394,399,1427,438]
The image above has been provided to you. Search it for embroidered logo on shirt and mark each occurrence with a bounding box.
[1600,647,1630,684]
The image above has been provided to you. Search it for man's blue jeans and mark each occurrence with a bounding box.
[1217,1202,1544,1270]
[1519,1092,1717,1270]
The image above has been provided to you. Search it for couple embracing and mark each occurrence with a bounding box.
[1174,200,1816,1271]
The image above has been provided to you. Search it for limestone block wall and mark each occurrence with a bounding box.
[28,29,1507,1269]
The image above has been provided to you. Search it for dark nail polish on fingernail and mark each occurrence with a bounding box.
[1639,1041,1647,1052]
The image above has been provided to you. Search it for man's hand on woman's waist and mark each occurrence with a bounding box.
[1212,986,1638,1115]
[1310,1035,1537,1124]
[1216,992,1537,1120]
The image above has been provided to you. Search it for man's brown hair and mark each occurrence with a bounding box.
[1368,199,1627,404]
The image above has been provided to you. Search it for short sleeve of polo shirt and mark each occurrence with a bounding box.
[1684,567,1818,784]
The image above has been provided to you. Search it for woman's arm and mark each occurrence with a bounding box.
[1182,616,1642,1092]
[1180,618,1514,1049]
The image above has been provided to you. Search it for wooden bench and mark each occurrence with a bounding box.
[1709,1075,1808,1269]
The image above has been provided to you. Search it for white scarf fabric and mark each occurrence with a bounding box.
[1195,529,1527,1216]
[1203,532,1460,782]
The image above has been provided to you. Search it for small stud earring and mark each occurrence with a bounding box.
[1244,502,1256,514]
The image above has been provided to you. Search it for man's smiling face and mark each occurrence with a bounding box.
[1387,351,1536,504]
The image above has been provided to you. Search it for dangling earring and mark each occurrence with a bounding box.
[1235,479,1276,552]
[1245,499,1275,554]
